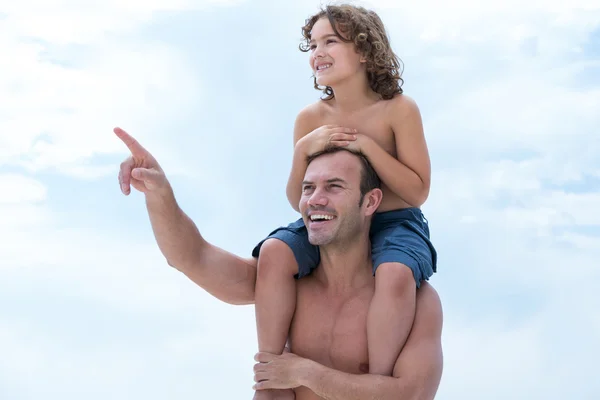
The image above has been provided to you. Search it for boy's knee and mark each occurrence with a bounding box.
[257,239,297,276]
[375,262,417,294]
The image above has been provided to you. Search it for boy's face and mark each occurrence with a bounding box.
[308,17,366,87]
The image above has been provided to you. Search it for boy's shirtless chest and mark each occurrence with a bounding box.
[288,280,374,399]
[315,101,410,211]
[319,102,397,157]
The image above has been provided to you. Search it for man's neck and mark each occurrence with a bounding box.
[314,232,373,293]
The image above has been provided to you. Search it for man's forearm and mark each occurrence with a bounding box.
[300,361,417,400]
[144,187,257,305]
[145,187,203,269]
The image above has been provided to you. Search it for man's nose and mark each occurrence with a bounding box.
[307,189,328,207]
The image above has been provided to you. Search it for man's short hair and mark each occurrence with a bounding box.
[306,146,381,205]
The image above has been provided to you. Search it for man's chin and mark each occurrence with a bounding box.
[307,233,332,246]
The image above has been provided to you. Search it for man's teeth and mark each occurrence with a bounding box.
[317,64,331,70]
[310,215,334,221]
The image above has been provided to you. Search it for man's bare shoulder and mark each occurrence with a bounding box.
[416,282,443,325]
[408,282,443,341]
[384,282,443,398]
[392,282,443,397]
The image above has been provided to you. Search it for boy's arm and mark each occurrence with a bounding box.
[285,106,318,212]
[359,95,431,207]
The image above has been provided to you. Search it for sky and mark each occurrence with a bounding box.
[1,0,599,398]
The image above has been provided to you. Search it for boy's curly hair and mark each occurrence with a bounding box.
[299,4,404,100]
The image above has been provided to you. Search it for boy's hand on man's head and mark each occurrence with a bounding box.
[298,124,358,156]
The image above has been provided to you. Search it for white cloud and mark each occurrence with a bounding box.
[367,0,600,39]
[0,0,249,178]
[1,0,244,44]
[0,174,47,204]
[439,298,600,399]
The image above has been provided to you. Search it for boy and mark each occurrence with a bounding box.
[252,4,437,398]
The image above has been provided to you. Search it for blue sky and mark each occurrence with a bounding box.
[1,0,599,398]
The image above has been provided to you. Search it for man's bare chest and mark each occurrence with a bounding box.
[288,284,373,375]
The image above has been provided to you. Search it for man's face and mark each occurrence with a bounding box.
[299,151,366,246]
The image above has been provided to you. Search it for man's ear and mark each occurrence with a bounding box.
[363,188,383,216]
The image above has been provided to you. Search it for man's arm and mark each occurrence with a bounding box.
[299,284,443,400]
[115,127,257,306]
[145,190,257,305]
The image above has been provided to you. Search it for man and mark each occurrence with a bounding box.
[115,127,443,399]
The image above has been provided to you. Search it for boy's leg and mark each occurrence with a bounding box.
[367,209,436,376]
[254,238,298,400]
[255,238,298,355]
[367,263,416,376]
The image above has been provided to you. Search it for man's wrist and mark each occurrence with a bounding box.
[298,359,324,389]
[144,183,176,208]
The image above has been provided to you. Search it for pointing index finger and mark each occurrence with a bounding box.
[114,127,149,157]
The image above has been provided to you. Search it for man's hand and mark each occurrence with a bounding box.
[297,125,357,156]
[114,127,170,196]
[253,350,314,391]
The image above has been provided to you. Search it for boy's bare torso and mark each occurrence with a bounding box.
[305,96,410,212]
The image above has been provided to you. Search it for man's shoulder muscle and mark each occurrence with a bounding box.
[392,283,443,398]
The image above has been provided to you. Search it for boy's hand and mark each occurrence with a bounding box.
[114,127,170,196]
[336,133,370,153]
[299,125,357,156]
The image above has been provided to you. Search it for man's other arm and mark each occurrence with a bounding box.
[115,127,257,306]
[300,283,443,400]
[145,190,257,305]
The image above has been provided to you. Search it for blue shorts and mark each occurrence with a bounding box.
[252,208,437,288]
